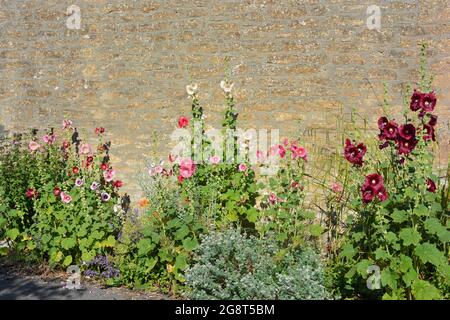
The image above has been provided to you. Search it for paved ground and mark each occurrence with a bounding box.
[0,258,168,300]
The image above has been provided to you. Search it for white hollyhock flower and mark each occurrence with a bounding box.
[186,83,198,96]
[220,80,234,93]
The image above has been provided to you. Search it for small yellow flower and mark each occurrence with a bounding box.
[167,264,174,273]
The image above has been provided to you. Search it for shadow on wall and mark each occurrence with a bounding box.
[0,124,6,138]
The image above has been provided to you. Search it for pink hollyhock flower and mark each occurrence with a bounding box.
[25,188,37,199]
[290,144,307,160]
[290,181,304,191]
[28,141,40,152]
[154,166,163,174]
[178,116,189,128]
[238,163,247,172]
[282,137,289,146]
[62,119,73,130]
[270,145,286,158]
[331,182,343,194]
[256,150,264,160]
[103,169,116,182]
[268,193,278,205]
[75,178,84,187]
[60,192,72,204]
[179,158,196,178]
[42,134,56,145]
[90,181,99,190]
[79,143,92,155]
[209,156,220,164]
[178,175,184,184]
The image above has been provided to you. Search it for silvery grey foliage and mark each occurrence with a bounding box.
[185,228,331,300]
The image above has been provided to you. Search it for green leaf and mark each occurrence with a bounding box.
[339,244,356,260]
[174,254,188,271]
[402,269,418,287]
[0,217,6,229]
[100,235,116,248]
[81,250,95,262]
[356,260,371,277]
[246,208,258,223]
[411,279,442,300]
[182,238,198,251]
[413,204,428,217]
[397,255,413,273]
[175,225,190,240]
[61,238,76,250]
[137,238,155,256]
[91,230,105,240]
[308,224,324,237]
[399,228,421,246]
[385,232,398,243]
[391,210,408,223]
[6,228,20,241]
[424,218,450,243]
[381,268,398,290]
[63,255,73,267]
[374,248,390,260]
[414,242,446,267]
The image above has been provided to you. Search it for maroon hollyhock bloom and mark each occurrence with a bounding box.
[365,173,383,189]
[398,123,416,141]
[410,90,423,111]
[100,163,109,171]
[113,180,124,188]
[382,120,399,140]
[378,116,389,130]
[72,166,79,174]
[428,115,438,127]
[421,92,436,112]
[423,124,436,142]
[397,137,417,154]
[361,182,376,204]
[376,186,388,201]
[344,139,366,166]
[426,178,436,192]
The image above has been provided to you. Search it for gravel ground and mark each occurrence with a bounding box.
[0,258,169,300]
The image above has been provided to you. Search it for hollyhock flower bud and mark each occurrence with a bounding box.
[379,141,389,150]
[426,178,436,192]
[177,175,184,184]
[421,92,436,112]
[177,116,189,128]
[62,141,70,149]
[168,154,176,163]
[256,150,264,160]
[428,114,438,127]
[398,123,416,141]
[291,181,304,191]
[268,193,278,205]
[25,188,36,199]
[53,187,61,196]
[410,90,423,111]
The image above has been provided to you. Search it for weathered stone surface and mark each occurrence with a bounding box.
[0,0,449,197]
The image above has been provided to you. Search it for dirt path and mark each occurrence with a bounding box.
[0,258,168,300]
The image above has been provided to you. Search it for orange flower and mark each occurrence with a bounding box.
[138,198,150,208]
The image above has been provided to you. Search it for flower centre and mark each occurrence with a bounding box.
[389,128,394,133]
[371,179,376,185]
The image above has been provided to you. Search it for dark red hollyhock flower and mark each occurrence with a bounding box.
[378,116,389,130]
[113,180,124,188]
[365,173,383,189]
[53,187,61,197]
[397,137,417,155]
[423,124,436,142]
[100,163,109,171]
[426,178,436,192]
[410,90,423,111]
[344,139,366,166]
[361,183,376,204]
[376,186,388,201]
[382,120,399,140]
[428,114,438,127]
[398,123,416,141]
[62,141,70,149]
[95,127,105,135]
[421,92,436,113]
[290,181,304,191]
[25,188,35,199]
[72,166,79,174]
[178,116,189,128]
[177,175,184,184]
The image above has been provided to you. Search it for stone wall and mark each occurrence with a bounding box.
[0,0,449,197]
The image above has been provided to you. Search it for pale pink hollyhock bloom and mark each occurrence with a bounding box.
[103,169,116,182]
[42,134,56,144]
[179,158,196,178]
[269,193,278,205]
[270,144,286,158]
[168,154,176,163]
[79,143,92,155]
[209,156,220,164]
[290,144,307,160]
[60,192,72,204]
[256,150,264,160]
[28,141,40,152]
[238,163,247,172]
[154,166,163,174]
[148,168,155,176]
[62,119,73,130]
[282,137,289,147]
[332,182,343,194]
[90,181,99,190]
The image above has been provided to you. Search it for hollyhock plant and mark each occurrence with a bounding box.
[178,116,189,128]
[238,163,247,172]
[290,144,307,160]
[103,169,116,182]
